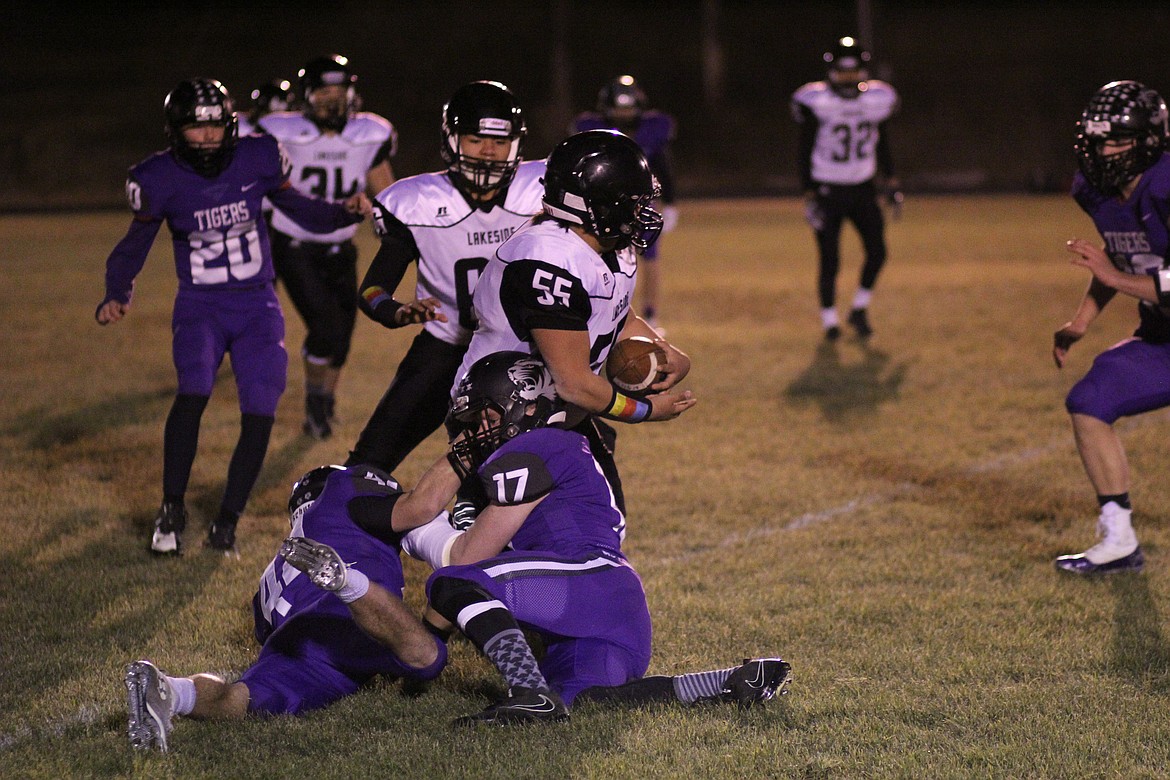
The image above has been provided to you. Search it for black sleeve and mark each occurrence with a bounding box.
[370,138,394,168]
[499,259,591,340]
[347,493,406,546]
[478,451,555,506]
[358,201,421,328]
[875,120,895,179]
[794,104,818,191]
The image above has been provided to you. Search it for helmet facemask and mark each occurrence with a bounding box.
[440,81,527,197]
[164,79,239,177]
[1075,81,1168,194]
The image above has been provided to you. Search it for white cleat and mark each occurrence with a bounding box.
[125,660,174,752]
[280,536,348,592]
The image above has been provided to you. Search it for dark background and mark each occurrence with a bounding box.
[4,1,1169,210]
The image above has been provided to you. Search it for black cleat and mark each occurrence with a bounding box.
[206,519,238,553]
[1055,546,1144,575]
[303,394,332,440]
[721,658,792,708]
[151,502,187,556]
[454,686,569,726]
[824,325,841,342]
[847,308,873,338]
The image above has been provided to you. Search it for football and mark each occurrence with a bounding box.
[606,336,667,397]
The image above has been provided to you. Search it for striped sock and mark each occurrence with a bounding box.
[671,666,737,704]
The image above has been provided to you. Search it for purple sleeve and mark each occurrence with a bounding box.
[100,216,163,307]
[267,184,364,233]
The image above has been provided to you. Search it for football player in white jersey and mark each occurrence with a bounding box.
[346,81,544,474]
[260,54,398,439]
[237,79,293,137]
[454,129,696,513]
[791,37,900,341]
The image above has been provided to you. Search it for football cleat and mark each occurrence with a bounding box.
[721,658,793,709]
[125,660,175,752]
[206,519,238,554]
[847,308,873,338]
[454,686,569,726]
[824,325,841,342]
[303,394,332,440]
[150,501,187,556]
[1055,546,1144,575]
[280,536,348,592]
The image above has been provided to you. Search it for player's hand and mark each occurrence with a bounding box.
[393,297,447,326]
[344,192,372,219]
[646,388,697,421]
[661,205,680,233]
[1053,321,1085,368]
[884,183,904,220]
[95,299,128,325]
[1066,238,1119,288]
[650,340,691,391]
[803,193,825,232]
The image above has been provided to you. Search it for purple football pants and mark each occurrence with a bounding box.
[171,286,287,416]
[1066,337,1170,423]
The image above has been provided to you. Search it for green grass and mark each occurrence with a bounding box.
[3,197,1170,778]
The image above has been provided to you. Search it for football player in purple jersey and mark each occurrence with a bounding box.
[1052,81,1170,575]
[792,37,900,341]
[95,78,369,555]
[288,353,788,724]
[123,457,462,752]
[260,55,398,440]
[573,75,678,333]
[345,80,545,476]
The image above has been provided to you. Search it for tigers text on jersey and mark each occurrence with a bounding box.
[371,160,546,346]
[260,111,397,243]
[453,217,639,394]
[791,80,899,185]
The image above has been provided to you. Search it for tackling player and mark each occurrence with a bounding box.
[573,75,678,333]
[345,80,544,474]
[1053,80,1170,575]
[260,54,398,440]
[95,78,368,554]
[454,129,696,514]
[791,37,900,341]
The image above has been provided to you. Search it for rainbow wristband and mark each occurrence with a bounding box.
[361,285,394,310]
[604,388,651,423]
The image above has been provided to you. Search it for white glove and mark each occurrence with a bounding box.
[661,205,680,234]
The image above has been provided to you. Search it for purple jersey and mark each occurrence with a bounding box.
[253,466,407,644]
[478,427,626,556]
[1072,153,1170,337]
[573,111,676,204]
[101,134,361,304]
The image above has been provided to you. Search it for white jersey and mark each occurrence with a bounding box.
[371,160,546,346]
[790,80,899,185]
[260,110,397,243]
[454,217,639,395]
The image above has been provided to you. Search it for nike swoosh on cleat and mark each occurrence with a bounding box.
[509,695,558,713]
[746,666,767,688]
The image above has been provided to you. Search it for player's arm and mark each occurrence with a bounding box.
[96,176,164,326]
[359,201,447,328]
[366,133,397,196]
[791,102,818,194]
[268,181,365,233]
[1066,237,1158,303]
[390,453,463,532]
[1053,266,1117,369]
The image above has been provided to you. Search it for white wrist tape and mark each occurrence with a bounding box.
[401,511,462,570]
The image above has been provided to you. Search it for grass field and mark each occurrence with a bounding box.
[3,197,1170,778]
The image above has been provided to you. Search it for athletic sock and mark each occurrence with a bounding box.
[671,666,738,704]
[1097,492,1131,510]
[166,675,196,716]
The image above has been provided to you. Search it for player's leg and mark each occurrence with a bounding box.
[846,182,887,338]
[210,293,286,552]
[317,241,360,424]
[125,660,248,752]
[813,186,846,340]
[1056,339,1170,573]
[575,658,792,709]
[346,331,467,471]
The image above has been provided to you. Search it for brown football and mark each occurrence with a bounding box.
[606,336,667,397]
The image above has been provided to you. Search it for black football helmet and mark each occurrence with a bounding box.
[824,37,871,98]
[598,75,648,126]
[447,352,565,477]
[249,79,293,122]
[299,54,358,131]
[288,464,346,527]
[542,129,663,251]
[440,81,527,196]
[1075,80,1169,194]
[164,78,238,177]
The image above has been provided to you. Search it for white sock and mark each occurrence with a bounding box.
[167,675,196,716]
[338,568,370,603]
[820,308,839,329]
[852,288,873,310]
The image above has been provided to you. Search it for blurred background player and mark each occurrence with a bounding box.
[346,80,544,473]
[95,79,367,554]
[260,54,398,439]
[123,459,459,751]
[237,79,293,136]
[453,129,696,516]
[791,37,900,341]
[1052,80,1170,575]
[573,75,677,333]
